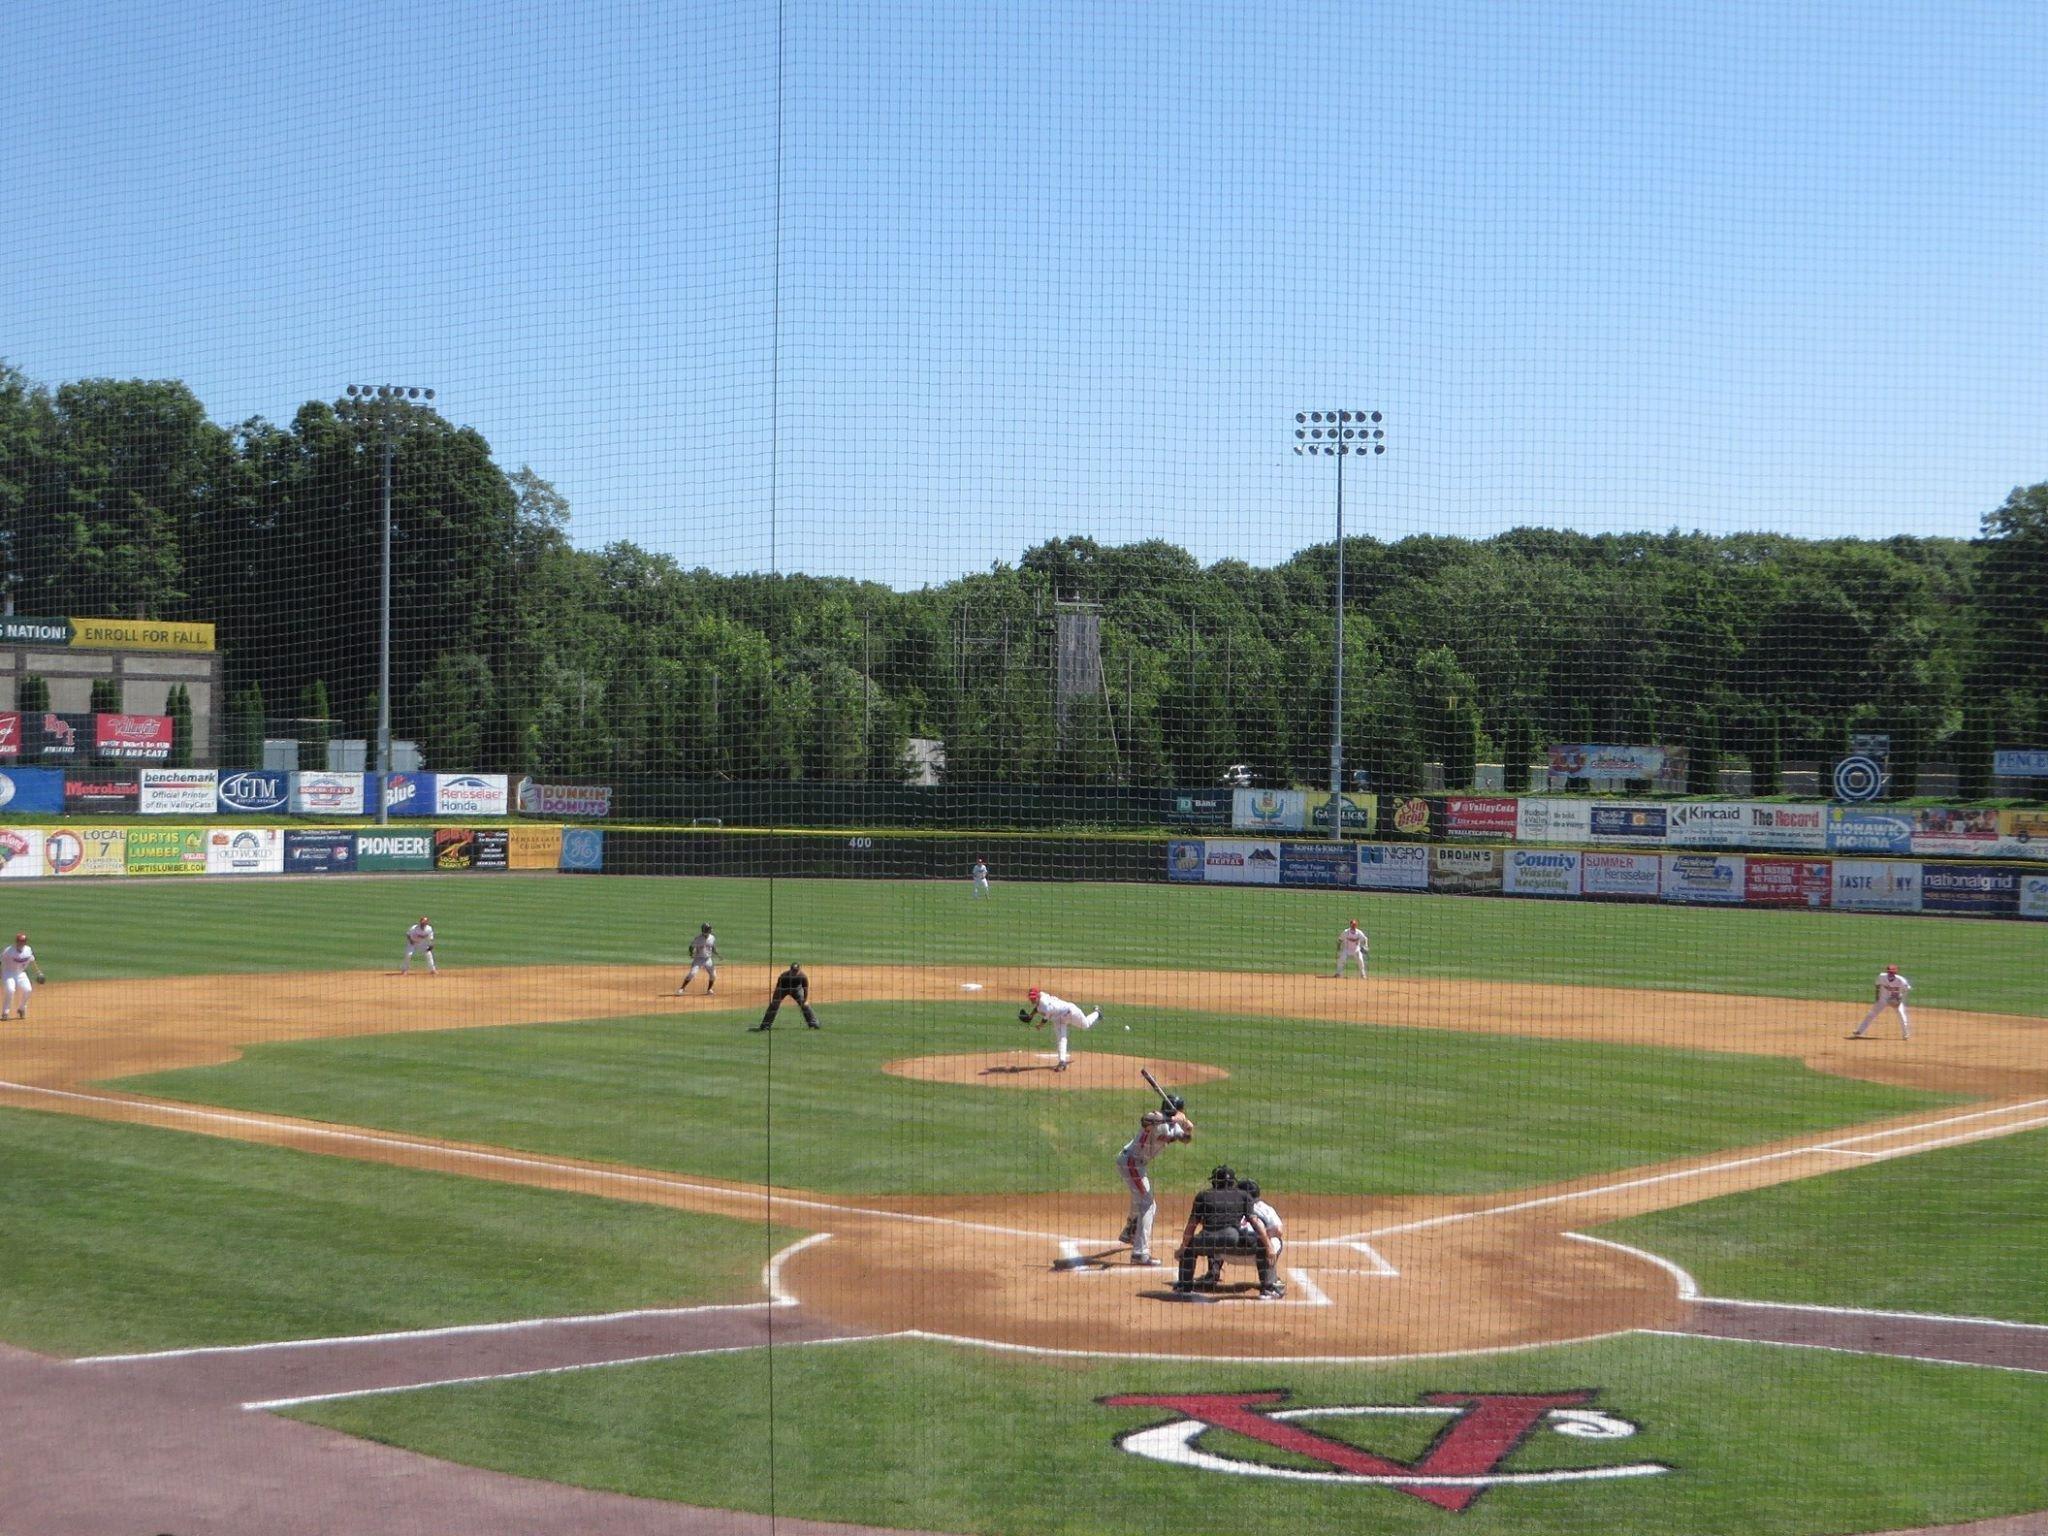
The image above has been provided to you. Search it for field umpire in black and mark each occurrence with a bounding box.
[752,961,821,1030]
[1172,1165,1284,1300]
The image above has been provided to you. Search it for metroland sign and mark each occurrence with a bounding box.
[1,616,215,653]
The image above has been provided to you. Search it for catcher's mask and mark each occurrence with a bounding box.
[1241,1179,1261,1200]
[1209,1165,1237,1189]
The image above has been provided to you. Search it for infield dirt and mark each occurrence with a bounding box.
[3,963,2045,1362]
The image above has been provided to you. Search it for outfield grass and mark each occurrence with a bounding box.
[0,1107,800,1355]
[117,1003,1947,1196]
[7,874,2041,1013]
[1601,1125,2048,1324]
[292,1331,2048,1536]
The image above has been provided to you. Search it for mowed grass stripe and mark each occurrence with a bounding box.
[6,874,2041,1015]
[1600,1124,2048,1325]
[0,1106,800,1356]
[115,1003,1948,1196]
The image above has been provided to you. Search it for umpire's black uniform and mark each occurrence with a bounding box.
[1174,1177,1278,1293]
[753,963,820,1030]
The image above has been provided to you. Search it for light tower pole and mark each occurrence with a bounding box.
[341,384,436,824]
[1294,409,1385,839]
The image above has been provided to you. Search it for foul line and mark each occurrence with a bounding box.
[1636,1329,2048,1378]
[1695,1296,2048,1333]
[242,1331,896,1412]
[1323,1096,2048,1243]
[82,1233,831,1365]
[0,1081,1090,1246]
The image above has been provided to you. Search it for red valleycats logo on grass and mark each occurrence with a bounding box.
[1103,1390,1668,1513]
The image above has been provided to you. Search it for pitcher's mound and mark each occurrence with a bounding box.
[884,1051,1230,1090]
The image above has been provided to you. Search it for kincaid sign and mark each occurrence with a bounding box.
[0,615,216,652]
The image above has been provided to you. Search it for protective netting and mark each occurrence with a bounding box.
[3,5,2047,1535]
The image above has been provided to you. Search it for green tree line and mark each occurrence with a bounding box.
[3,363,2043,788]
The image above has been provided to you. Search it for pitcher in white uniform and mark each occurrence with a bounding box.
[1850,965,1912,1040]
[1334,919,1369,979]
[1023,986,1099,1072]
[1116,1098,1193,1264]
[2,933,44,1020]
[401,918,437,975]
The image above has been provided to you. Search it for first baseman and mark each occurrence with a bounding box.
[677,923,719,995]
[1021,986,1099,1071]
[401,917,437,975]
[1116,1096,1193,1265]
[1850,964,1912,1040]
[1334,919,1368,978]
[2,932,45,1019]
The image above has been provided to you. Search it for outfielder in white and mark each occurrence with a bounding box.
[677,924,719,995]
[1334,919,1369,979]
[1116,1100,1193,1265]
[970,858,990,898]
[1025,986,1099,1071]
[2,933,45,1020]
[401,918,437,975]
[1850,965,1912,1040]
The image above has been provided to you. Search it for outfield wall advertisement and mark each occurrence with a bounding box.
[1202,839,1282,884]
[1232,790,1307,833]
[1581,850,1662,898]
[1745,857,1831,908]
[1661,854,1746,903]
[1355,843,1429,889]
[2022,874,2048,919]
[1279,840,1356,887]
[1832,860,1922,912]
[0,828,44,878]
[43,826,125,877]
[1504,849,1580,896]
[1431,846,1503,894]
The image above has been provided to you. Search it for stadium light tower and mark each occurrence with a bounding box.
[341,384,436,824]
[1294,410,1386,840]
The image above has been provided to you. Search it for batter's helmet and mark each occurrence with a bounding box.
[1209,1165,1237,1189]
[1165,1095,1185,1114]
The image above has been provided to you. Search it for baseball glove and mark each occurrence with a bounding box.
[1017,1008,1034,1023]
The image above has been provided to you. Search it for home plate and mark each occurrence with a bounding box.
[1163,1290,1218,1304]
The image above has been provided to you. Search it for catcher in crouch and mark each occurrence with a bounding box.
[1172,1165,1284,1301]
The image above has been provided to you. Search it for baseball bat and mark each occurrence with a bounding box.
[1139,1066,1174,1112]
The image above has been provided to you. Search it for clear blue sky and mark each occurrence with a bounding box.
[5,1,2045,587]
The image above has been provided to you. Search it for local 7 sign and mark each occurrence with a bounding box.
[1105,1390,1666,1513]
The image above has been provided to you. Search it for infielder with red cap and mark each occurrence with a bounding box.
[1849,964,1912,1040]
[1019,986,1100,1072]
[402,916,437,976]
[1334,918,1369,978]
[2,932,46,1020]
